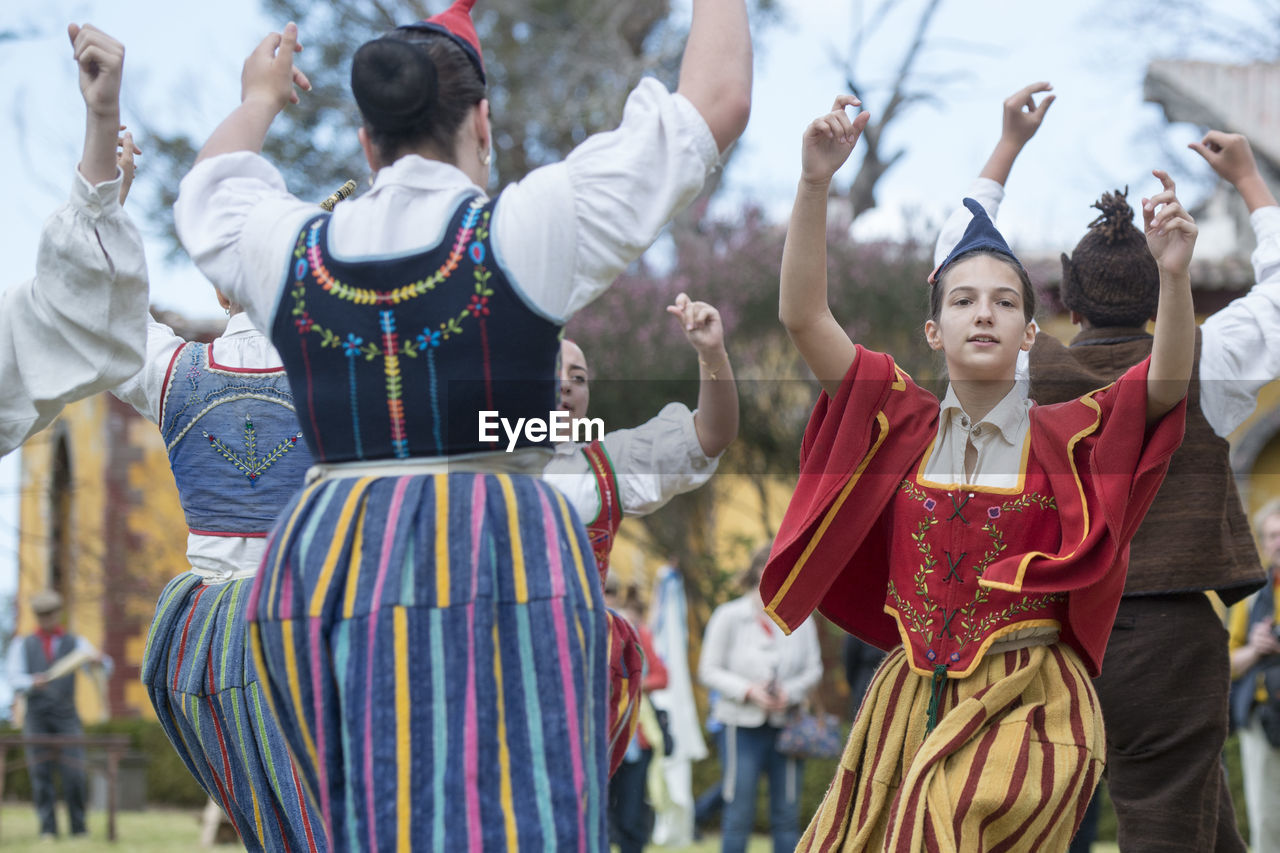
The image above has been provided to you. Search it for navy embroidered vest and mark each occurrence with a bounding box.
[271,196,562,462]
[160,341,312,536]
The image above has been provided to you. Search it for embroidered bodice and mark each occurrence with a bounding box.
[159,340,312,536]
[270,195,562,463]
[885,451,1067,678]
[580,440,622,583]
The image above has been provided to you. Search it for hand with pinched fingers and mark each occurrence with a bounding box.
[117,127,141,206]
[241,22,311,113]
[800,95,871,188]
[68,24,125,118]
[1142,170,1197,277]
[1000,81,1055,148]
[1188,131,1260,187]
[666,292,725,356]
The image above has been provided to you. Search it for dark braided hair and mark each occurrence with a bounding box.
[1060,187,1159,328]
[351,30,486,166]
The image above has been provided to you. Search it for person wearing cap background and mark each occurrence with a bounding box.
[6,590,113,840]
[762,92,1195,849]
[173,0,752,847]
[935,85,1280,853]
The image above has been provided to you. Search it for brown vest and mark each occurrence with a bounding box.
[1028,327,1264,604]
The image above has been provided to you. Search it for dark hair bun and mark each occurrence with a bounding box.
[1087,187,1137,245]
[351,37,439,135]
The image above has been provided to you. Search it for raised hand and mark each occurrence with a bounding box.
[117,127,140,206]
[1188,131,1258,185]
[1188,130,1278,213]
[68,24,124,118]
[800,95,870,188]
[667,292,725,356]
[1142,170,1197,277]
[241,22,311,113]
[1000,82,1054,148]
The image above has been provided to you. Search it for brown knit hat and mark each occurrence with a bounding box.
[1060,188,1159,327]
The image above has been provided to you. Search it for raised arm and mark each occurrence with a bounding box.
[979,82,1054,186]
[667,293,738,457]
[0,25,148,457]
[676,0,752,153]
[1142,169,1197,422]
[1187,131,1280,435]
[934,82,1054,267]
[195,23,311,164]
[779,96,868,397]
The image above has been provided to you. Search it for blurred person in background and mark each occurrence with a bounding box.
[699,547,822,853]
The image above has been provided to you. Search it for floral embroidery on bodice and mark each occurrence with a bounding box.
[884,460,1067,678]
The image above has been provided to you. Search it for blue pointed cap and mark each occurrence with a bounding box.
[929,198,1023,284]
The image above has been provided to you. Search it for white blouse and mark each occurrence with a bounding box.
[920,380,1033,490]
[175,78,720,336]
[542,402,720,523]
[0,169,148,457]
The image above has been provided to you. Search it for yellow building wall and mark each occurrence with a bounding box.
[17,396,111,723]
[119,413,190,717]
[17,396,189,722]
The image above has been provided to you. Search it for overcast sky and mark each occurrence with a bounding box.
[0,0,1268,596]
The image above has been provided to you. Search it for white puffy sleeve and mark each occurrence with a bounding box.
[0,169,149,456]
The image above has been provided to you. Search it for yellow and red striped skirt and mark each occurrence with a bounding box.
[800,643,1103,853]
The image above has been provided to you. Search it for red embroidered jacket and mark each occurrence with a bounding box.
[761,346,1186,678]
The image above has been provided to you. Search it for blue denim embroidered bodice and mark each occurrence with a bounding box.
[270,195,562,462]
[159,341,312,535]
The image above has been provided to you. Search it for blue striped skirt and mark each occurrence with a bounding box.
[247,472,609,852]
[143,572,326,852]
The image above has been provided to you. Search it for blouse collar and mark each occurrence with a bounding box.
[938,379,1031,445]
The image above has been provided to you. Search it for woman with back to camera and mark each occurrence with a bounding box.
[174,1,751,848]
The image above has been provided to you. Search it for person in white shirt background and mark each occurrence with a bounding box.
[699,547,822,853]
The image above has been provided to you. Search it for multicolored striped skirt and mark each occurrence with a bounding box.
[246,472,609,852]
[799,643,1103,853]
[143,572,326,852]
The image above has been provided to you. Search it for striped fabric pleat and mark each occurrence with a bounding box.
[799,643,1103,853]
[247,472,609,851]
[142,572,326,852]
[605,609,644,776]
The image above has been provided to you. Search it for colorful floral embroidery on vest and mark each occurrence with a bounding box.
[203,414,304,485]
[889,480,1066,665]
[287,198,497,458]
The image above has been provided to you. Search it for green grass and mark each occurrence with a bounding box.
[0,805,1123,852]
[0,805,225,852]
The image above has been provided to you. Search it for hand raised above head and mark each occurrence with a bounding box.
[1188,130,1259,185]
[67,23,125,118]
[241,22,312,112]
[666,292,725,354]
[800,95,870,188]
[1142,169,1197,277]
[1000,81,1054,148]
